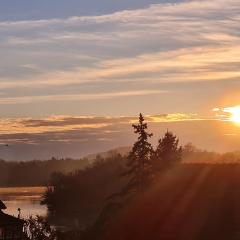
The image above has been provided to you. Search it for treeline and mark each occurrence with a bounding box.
[42,154,128,228]
[183,143,240,163]
[0,158,89,187]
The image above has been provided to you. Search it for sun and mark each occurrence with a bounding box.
[224,106,240,124]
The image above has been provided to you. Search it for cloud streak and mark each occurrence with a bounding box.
[0,90,167,105]
[0,113,239,161]
[0,0,239,117]
[0,113,203,135]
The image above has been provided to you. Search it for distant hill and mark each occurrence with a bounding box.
[85,146,131,162]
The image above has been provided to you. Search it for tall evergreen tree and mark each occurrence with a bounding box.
[154,131,182,170]
[124,113,154,194]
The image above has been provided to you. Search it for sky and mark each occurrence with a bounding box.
[0,0,240,160]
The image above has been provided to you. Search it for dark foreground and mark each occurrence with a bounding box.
[105,164,240,240]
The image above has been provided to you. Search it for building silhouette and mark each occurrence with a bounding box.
[0,200,25,240]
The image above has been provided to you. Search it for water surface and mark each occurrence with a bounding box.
[0,187,47,218]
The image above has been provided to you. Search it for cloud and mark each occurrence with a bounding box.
[0,0,239,86]
[0,0,239,118]
[0,112,240,161]
[146,113,203,122]
[0,113,201,135]
[0,90,167,105]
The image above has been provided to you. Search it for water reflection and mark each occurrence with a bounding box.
[0,187,47,218]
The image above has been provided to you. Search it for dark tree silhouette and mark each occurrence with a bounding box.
[42,154,127,229]
[124,113,154,194]
[0,158,89,187]
[154,131,182,170]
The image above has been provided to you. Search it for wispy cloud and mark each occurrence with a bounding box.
[0,113,200,134]
[0,0,239,117]
[1,113,240,160]
[0,90,166,105]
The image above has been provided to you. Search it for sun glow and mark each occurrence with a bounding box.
[224,106,240,124]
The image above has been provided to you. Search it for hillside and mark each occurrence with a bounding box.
[85,146,131,162]
[105,163,240,240]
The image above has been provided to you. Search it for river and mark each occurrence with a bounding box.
[0,187,47,219]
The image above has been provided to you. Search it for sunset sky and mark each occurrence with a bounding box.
[0,0,240,160]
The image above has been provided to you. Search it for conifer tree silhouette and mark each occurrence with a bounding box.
[124,113,154,194]
[154,131,182,170]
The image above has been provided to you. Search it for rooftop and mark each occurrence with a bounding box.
[0,200,6,210]
[0,200,24,226]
